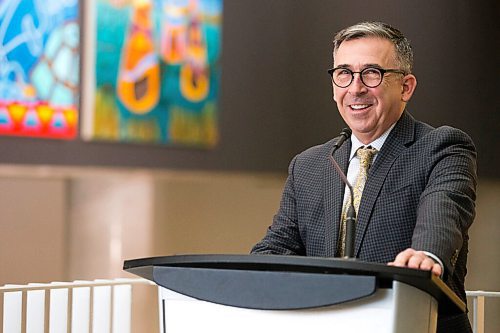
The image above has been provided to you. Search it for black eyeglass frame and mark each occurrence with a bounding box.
[327,67,407,88]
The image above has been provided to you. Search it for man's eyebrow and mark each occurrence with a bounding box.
[335,63,383,69]
[364,63,383,68]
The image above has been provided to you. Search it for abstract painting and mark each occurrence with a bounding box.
[82,0,222,147]
[0,0,79,140]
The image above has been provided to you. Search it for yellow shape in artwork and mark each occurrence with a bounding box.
[23,84,37,99]
[9,104,27,124]
[116,0,160,114]
[37,105,54,125]
[180,15,209,102]
[180,64,209,102]
[64,109,78,127]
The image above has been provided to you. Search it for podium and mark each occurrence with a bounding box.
[123,254,465,333]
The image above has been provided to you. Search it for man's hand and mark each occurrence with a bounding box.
[388,248,442,276]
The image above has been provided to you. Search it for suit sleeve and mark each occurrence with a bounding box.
[251,155,306,255]
[411,127,477,276]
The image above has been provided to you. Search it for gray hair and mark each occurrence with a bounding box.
[332,22,413,74]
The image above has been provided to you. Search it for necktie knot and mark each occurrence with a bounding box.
[356,146,378,170]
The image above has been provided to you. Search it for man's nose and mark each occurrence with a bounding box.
[348,73,368,95]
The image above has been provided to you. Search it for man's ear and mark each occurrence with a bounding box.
[401,74,417,102]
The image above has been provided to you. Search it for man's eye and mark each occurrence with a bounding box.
[336,69,351,75]
[363,68,381,75]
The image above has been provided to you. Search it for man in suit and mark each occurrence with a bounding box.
[251,22,477,332]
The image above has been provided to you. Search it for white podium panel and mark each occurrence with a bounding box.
[124,255,463,333]
[158,281,437,333]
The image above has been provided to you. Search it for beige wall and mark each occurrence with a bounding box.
[466,180,500,332]
[152,172,285,256]
[0,176,67,284]
[0,166,498,331]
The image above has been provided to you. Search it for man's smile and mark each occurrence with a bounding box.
[347,102,374,112]
[349,104,371,110]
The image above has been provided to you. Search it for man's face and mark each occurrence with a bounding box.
[333,37,416,143]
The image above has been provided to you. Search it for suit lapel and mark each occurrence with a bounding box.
[354,112,416,256]
[324,139,351,257]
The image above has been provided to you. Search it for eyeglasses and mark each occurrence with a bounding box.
[327,67,406,88]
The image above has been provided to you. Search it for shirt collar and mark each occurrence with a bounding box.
[349,123,396,160]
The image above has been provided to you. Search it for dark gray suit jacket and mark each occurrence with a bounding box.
[252,111,477,332]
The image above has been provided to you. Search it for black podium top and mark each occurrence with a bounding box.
[124,254,465,314]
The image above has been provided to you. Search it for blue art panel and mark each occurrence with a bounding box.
[0,0,79,139]
[84,0,222,147]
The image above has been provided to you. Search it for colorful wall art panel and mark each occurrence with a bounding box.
[82,0,222,147]
[0,0,79,140]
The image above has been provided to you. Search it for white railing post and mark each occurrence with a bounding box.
[472,295,485,333]
[2,286,23,333]
[71,283,91,333]
[49,283,69,333]
[93,282,112,333]
[26,285,45,333]
[112,282,132,333]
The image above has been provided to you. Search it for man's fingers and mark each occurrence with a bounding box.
[418,257,434,270]
[408,252,431,269]
[389,248,416,267]
[431,263,443,277]
[387,248,442,276]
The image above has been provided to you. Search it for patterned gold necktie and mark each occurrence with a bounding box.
[337,146,378,257]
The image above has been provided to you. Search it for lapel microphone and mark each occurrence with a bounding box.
[328,128,357,259]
